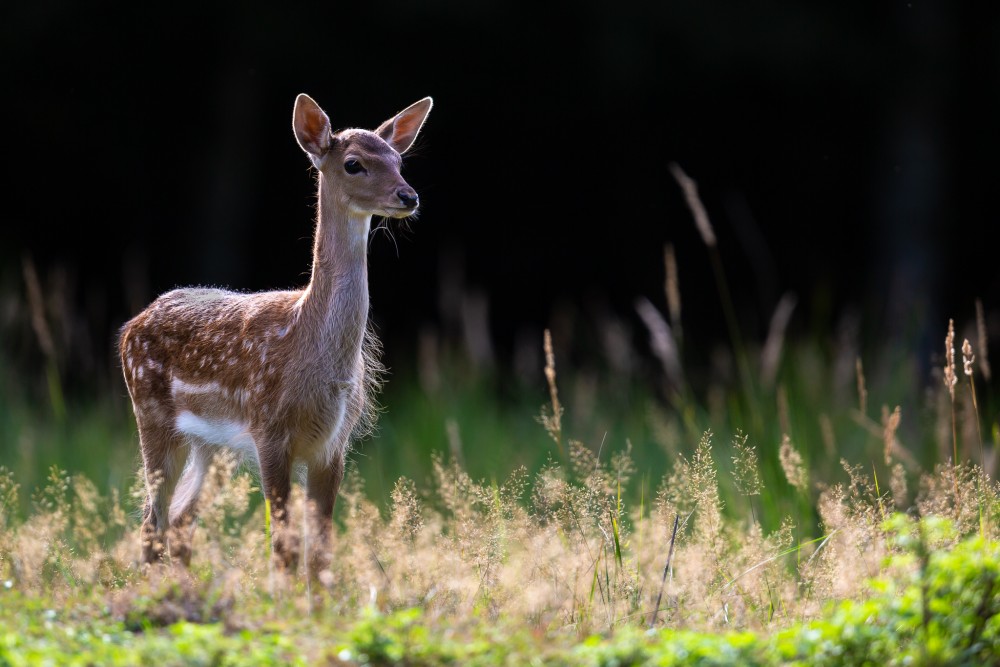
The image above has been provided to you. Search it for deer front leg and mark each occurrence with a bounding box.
[306,453,345,577]
[260,447,297,572]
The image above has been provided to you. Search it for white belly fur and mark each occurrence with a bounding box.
[175,411,257,456]
[172,378,354,467]
[169,412,259,523]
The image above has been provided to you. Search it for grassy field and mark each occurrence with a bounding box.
[3,185,1000,663]
[1,307,1000,665]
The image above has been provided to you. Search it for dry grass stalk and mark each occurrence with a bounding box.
[976,298,991,381]
[962,338,984,459]
[539,329,564,453]
[963,338,988,537]
[417,326,441,394]
[445,418,464,467]
[650,513,680,628]
[819,414,836,459]
[664,244,682,341]
[889,462,908,509]
[882,405,902,466]
[668,163,756,414]
[21,255,55,360]
[635,297,685,390]
[944,319,960,484]
[760,293,797,390]
[776,385,790,438]
[668,163,716,248]
[855,357,868,416]
[21,255,66,419]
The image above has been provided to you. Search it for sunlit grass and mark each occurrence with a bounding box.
[3,218,1000,663]
[1,305,999,664]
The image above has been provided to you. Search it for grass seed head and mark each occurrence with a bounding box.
[944,319,957,400]
[882,405,902,466]
[962,338,974,377]
[779,435,809,492]
[731,430,762,497]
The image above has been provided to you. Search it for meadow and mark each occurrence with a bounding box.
[2,200,999,664]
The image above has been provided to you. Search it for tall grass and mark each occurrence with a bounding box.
[1,178,999,662]
[0,315,997,639]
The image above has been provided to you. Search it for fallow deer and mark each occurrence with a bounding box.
[119,93,432,571]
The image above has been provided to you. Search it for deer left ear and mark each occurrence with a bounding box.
[376,97,433,154]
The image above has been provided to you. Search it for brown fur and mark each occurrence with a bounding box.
[119,93,432,571]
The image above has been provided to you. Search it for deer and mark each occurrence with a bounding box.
[118,93,433,573]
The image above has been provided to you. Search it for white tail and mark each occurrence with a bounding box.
[119,93,432,571]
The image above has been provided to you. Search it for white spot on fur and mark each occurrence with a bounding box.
[168,423,262,522]
[171,378,223,396]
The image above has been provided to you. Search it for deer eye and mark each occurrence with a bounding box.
[344,159,365,175]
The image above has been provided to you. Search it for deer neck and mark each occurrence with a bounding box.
[297,173,371,375]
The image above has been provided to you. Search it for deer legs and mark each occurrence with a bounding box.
[138,424,189,565]
[139,419,346,575]
[261,445,345,576]
[260,447,297,571]
[306,453,345,576]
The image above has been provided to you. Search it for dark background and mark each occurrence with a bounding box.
[4,1,999,393]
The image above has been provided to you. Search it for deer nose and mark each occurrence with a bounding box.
[398,189,419,209]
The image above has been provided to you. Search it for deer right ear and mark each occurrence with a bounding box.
[293,94,332,161]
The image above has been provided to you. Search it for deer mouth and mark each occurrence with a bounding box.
[379,206,418,219]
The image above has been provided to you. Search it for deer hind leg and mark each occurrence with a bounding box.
[138,422,189,565]
[165,445,212,567]
[305,451,345,577]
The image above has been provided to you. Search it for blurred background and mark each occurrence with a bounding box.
[2,1,999,515]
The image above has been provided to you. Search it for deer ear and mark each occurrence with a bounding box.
[293,94,332,158]
[376,97,433,154]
